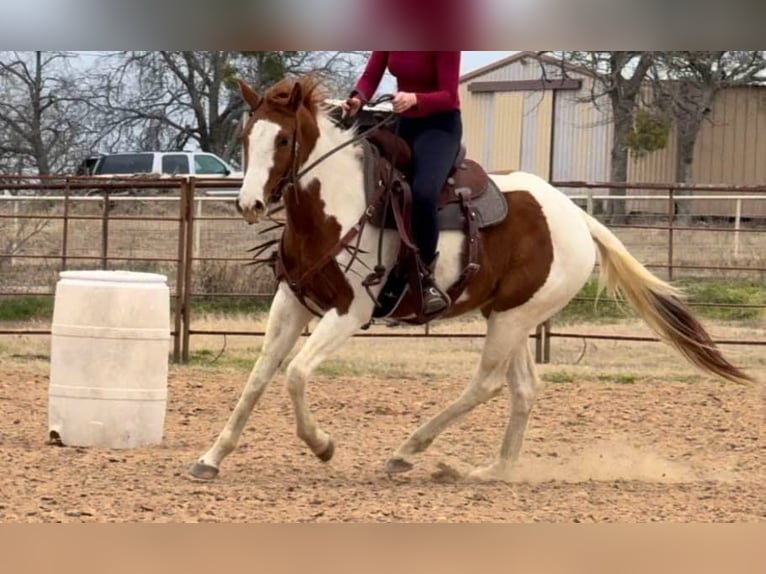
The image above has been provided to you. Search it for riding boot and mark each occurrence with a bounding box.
[421,254,450,316]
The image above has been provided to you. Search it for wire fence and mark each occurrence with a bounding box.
[1,175,764,363]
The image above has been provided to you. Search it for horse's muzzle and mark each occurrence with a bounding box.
[237,200,265,225]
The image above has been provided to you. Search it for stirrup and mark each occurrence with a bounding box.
[422,285,450,316]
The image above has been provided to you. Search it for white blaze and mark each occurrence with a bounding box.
[238,120,281,211]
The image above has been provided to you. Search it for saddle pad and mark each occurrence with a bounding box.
[437,178,507,231]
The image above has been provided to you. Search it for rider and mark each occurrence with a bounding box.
[343,51,462,316]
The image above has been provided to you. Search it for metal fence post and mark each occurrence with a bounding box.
[667,188,675,281]
[734,198,742,259]
[586,188,594,215]
[172,182,189,364]
[543,319,551,363]
[181,179,195,363]
[194,194,202,260]
[535,323,544,363]
[61,179,70,271]
[101,190,110,270]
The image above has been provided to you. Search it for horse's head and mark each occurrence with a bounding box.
[237,76,323,224]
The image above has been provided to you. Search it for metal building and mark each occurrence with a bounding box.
[460,52,612,192]
[459,52,766,218]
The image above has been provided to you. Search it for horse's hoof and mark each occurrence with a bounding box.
[316,439,335,462]
[468,463,511,483]
[188,461,219,480]
[385,457,413,474]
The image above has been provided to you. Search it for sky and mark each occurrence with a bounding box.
[377,51,515,92]
[461,51,516,75]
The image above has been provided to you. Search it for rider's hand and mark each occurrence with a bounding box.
[393,91,417,113]
[341,96,363,117]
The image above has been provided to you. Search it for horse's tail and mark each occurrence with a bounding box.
[582,212,752,384]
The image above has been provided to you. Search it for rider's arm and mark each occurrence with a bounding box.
[351,52,389,103]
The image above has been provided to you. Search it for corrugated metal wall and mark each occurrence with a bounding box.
[626,86,766,217]
[694,87,766,185]
[490,92,524,171]
[459,85,494,168]
[461,59,606,186]
[461,56,766,218]
[521,90,553,177]
[550,83,612,188]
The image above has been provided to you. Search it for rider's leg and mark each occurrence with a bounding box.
[406,111,463,315]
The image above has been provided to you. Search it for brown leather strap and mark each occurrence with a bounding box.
[276,180,391,314]
[446,190,481,304]
[389,179,418,251]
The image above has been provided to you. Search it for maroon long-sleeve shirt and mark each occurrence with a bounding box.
[353,51,461,118]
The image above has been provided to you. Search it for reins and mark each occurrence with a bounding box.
[250,95,402,315]
[296,95,397,181]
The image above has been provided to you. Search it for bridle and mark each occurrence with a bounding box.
[247,94,398,216]
[247,93,403,316]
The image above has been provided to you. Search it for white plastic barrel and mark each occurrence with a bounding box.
[48,270,171,449]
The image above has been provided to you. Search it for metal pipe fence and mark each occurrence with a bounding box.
[1,176,764,364]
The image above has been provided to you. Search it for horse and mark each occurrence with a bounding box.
[188,75,751,482]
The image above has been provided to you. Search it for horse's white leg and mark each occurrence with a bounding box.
[386,312,524,474]
[189,285,312,480]
[469,343,538,482]
[285,300,374,460]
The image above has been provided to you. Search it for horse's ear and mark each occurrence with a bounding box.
[288,81,303,111]
[238,79,261,110]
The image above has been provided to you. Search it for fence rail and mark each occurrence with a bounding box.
[1,176,764,364]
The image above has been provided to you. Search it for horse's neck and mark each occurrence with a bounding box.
[295,114,366,234]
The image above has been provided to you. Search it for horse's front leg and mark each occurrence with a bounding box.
[284,298,374,461]
[189,285,312,480]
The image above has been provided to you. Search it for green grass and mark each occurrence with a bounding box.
[0,296,54,321]
[542,370,575,384]
[0,294,271,323]
[316,359,412,380]
[189,296,271,316]
[556,278,765,324]
[188,349,258,370]
[1,279,761,326]
[676,278,765,321]
[557,281,631,324]
[597,373,639,384]
[186,349,414,380]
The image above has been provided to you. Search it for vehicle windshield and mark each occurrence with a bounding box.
[95,154,154,175]
[194,154,229,175]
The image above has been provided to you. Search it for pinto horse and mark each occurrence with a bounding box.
[189,76,750,482]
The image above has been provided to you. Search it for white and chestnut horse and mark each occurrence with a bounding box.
[189,76,750,482]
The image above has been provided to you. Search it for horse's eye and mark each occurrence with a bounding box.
[278,136,290,148]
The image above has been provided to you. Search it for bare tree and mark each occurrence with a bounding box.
[93,51,365,165]
[549,52,656,220]
[0,51,91,175]
[653,51,766,186]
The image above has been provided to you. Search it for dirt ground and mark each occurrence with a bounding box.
[0,319,763,523]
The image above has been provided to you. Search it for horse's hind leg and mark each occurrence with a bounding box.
[189,286,312,480]
[470,343,538,482]
[386,312,525,474]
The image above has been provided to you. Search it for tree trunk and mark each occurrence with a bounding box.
[608,101,633,222]
[675,133,696,223]
[673,85,715,224]
[31,51,51,175]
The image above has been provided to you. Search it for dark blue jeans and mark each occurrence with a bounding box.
[398,110,463,266]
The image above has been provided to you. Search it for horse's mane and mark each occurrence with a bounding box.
[264,75,326,118]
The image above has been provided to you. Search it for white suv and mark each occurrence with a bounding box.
[82,151,242,179]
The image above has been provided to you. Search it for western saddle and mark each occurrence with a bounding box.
[347,109,508,325]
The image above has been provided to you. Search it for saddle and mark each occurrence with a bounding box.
[359,124,508,325]
[363,130,507,232]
